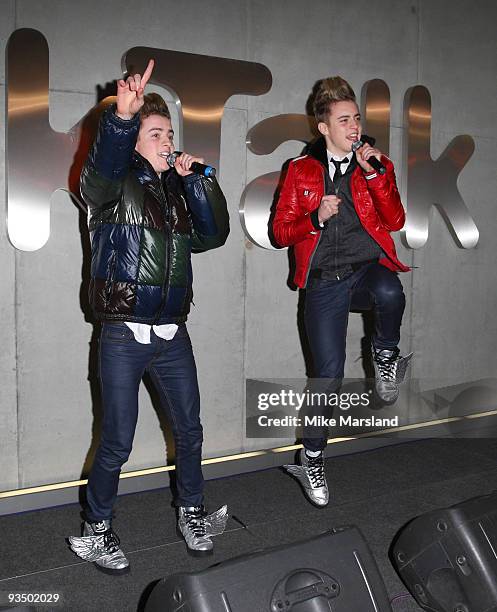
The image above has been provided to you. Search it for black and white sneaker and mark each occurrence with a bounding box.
[68,519,129,575]
[284,449,329,507]
[177,505,228,557]
[372,344,413,404]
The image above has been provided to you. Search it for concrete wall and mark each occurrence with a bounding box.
[1,0,496,493]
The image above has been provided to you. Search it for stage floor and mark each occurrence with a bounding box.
[2,438,497,611]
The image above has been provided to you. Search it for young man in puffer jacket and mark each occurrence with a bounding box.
[273,76,412,508]
[69,60,230,572]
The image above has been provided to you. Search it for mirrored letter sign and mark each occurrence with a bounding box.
[241,81,392,249]
[241,80,478,250]
[360,79,390,156]
[6,29,81,251]
[403,86,478,249]
[241,114,317,249]
[5,29,479,252]
[124,47,272,171]
[6,30,271,251]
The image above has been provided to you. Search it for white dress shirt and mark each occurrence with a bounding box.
[124,322,178,344]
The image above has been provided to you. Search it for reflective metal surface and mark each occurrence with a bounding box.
[246,113,316,155]
[6,33,271,252]
[241,92,393,249]
[5,29,478,252]
[361,79,390,155]
[404,85,478,248]
[240,171,282,250]
[7,29,72,251]
[6,29,113,251]
[242,114,316,249]
[124,47,272,171]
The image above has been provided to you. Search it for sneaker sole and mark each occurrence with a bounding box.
[282,466,330,508]
[176,527,213,558]
[304,494,330,509]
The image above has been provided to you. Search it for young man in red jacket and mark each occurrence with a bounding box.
[273,76,412,508]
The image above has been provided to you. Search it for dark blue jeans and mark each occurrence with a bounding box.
[86,322,203,521]
[303,263,406,451]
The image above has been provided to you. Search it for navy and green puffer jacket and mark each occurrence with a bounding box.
[80,107,230,324]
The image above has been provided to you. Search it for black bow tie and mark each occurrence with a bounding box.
[331,157,349,179]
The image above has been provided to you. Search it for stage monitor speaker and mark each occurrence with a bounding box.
[392,490,497,612]
[144,526,392,611]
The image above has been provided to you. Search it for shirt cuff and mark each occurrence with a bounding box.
[310,208,326,230]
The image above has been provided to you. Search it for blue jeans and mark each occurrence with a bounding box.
[85,322,203,521]
[303,263,406,451]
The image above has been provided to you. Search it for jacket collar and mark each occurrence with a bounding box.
[306,134,376,168]
[307,136,329,168]
[131,150,174,186]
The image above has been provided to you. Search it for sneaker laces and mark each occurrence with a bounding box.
[102,529,121,554]
[183,507,207,537]
[374,349,399,382]
[90,522,121,554]
[306,455,325,488]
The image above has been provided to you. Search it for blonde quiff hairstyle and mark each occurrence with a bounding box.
[312,76,356,123]
[139,92,171,121]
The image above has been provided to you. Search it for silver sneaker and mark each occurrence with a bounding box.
[372,344,413,404]
[68,520,130,575]
[284,449,329,508]
[178,505,228,557]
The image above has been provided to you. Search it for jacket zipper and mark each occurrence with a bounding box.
[305,233,322,286]
[105,251,117,308]
[333,173,344,280]
[152,178,172,325]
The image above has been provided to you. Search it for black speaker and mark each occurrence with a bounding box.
[145,526,392,611]
[392,490,497,612]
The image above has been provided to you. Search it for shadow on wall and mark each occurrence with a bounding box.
[66,82,177,509]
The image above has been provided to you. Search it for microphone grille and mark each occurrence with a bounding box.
[351,140,363,152]
[165,152,178,168]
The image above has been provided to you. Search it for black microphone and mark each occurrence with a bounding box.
[166,151,216,178]
[351,139,386,175]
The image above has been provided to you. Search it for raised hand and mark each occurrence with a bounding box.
[116,59,154,120]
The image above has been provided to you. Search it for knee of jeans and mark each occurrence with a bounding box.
[175,427,203,453]
[375,279,405,306]
[98,442,132,467]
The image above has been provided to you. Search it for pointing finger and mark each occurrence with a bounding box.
[141,59,155,87]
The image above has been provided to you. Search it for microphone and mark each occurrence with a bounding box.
[351,139,386,175]
[166,151,216,178]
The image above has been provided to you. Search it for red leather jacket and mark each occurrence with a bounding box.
[273,140,409,288]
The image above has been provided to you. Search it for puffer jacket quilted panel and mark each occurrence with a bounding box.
[81,106,229,323]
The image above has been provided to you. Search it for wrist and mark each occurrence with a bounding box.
[311,207,325,230]
[115,110,135,120]
[360,162,374,174]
